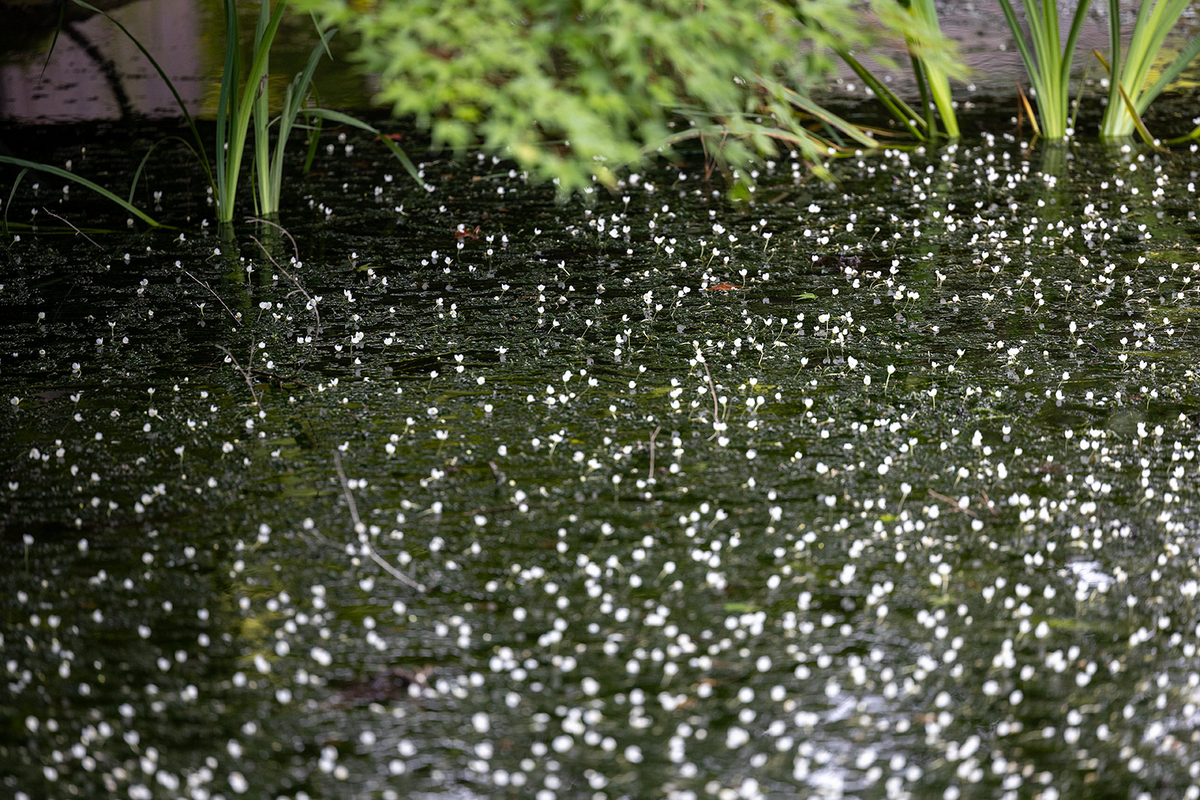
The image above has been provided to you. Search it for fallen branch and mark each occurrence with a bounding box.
[42,207,100,247]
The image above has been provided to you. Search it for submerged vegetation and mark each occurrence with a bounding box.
[3,2,1200,797]
[4,113,1200,797]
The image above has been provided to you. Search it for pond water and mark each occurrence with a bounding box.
[3,106,1200,800]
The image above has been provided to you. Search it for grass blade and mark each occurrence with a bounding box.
[909,0,960,139]
[4,168,28,237]
[222,0,286,223]
[71,0,213,191]
[838,50,927,140]
[0,156,164,227]
[1060,0,1095,90]
[997,0,1041,95]
[266,26,335,214]
[301,108,423,183]
[41,1,67,78]
[215,0,241,221]
[1016,85,1042,138]
[1117,83,1165,149]
[1134,32,1200,114]
[302,91,325,174]
[127,136,203,206]
[253,0,275,216]
[1164,122,1200,146]
[776,85,880,149]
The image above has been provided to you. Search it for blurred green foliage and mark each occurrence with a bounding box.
[292,0,879,193]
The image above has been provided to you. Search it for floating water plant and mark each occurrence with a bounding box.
[10,13,1200,800]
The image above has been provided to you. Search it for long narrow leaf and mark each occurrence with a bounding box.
[647,123,837,182]
[71,0,213,192]
[1134,32,1200,114]
[997,0,1041,93]
[252,0,275,216]
[776,85,879,148]
[1059,0,1095,88]
[303,112,324,174]
[267,27,335,214]
[215,0,241,221]
[0,156,164,227]
[1118,84,1166,149]
[1016,85,1042,138]
[41,2,67,78]
[1068,53,1092,134]
[838,51,927,140]
[1101,0,1199,138]
[910,0,960,139]
[1104,0,1123,127]
[1164,122,1200,146]
[909,54,937,137]
[300,108,423,183]
[998,0,1093,139]
[223,0,286,222]
[127,136,202,205]
[3,167,28,236]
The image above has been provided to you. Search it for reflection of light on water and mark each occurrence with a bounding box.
[1064,560,1115,597]
[808,766,846,799]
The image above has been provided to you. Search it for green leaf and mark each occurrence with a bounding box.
[0,156,165,228]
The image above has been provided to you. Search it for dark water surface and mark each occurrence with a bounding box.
[3,112,1200,799]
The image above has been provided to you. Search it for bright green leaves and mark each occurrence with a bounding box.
[293,0,867,194]
[1099,0,1200,141]
[996,0,1094,141]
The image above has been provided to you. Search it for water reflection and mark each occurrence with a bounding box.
[0,0,373,122]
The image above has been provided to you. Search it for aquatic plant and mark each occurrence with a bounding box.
[0,0,418,227]
[848,0,965,141]
[996,0,1093,140]
[1097,0,1200,140]
[8,123,1200,798]
[228,1,419,221]
[292,0,880,192]
[2,155,165,231]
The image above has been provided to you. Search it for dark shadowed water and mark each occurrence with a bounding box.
[3,105,1200,799]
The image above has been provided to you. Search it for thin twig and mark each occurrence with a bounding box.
[248,231,320,336]
[216,345,260,406]
[184,270,240,324]
[41,208,99,247]
[927,489,979,519]
[701,361,720,421]
[648,425,662,482]
[332,450,424,592]
[246,216,300,258]
[979,490,998,516]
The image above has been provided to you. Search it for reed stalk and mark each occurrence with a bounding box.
[997,0,1093,141]
[1098,0,1200,140]
[1,0,417,228]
